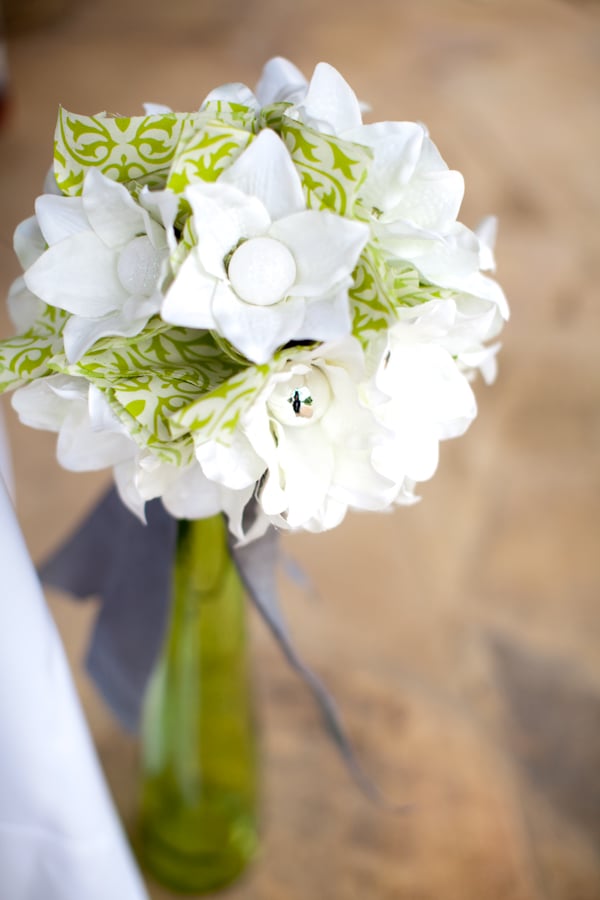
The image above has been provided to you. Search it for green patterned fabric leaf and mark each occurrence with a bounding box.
[349,247,397,347]
[54,108,205,195]
[201,101,257,132]
[166,120,254,193]
[257,102,291,133]
[52,326,243,463]
[170,362,270,444]
[280,119,372,216]
[384,261,458,308]
[350,248,457,348]
[0,305,67,393]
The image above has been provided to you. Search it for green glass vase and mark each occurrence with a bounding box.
[138,514,259,893]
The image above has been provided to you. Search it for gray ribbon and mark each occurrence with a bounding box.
[39,488,176,732]
[40,487,393,804]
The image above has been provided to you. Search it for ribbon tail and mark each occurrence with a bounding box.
[231,527,397,808]
[39,487,177,732]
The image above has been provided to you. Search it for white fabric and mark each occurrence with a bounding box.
[0,403,13,498]
[0,474,149,900]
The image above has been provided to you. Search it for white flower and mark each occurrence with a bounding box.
[193,338,396,533]
[114,452,260,538]
[22,170,170,362]
[200,56,309,112]
[285,63,509,321]
[365,300,479,498]
[161,129,369,364]
[10,373,254,528]
[11,375,136,472]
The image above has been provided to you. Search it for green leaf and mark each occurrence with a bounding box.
[54,107,206,195]
[167,120,254,192]
[0,305,68,393]
[280,118,372,216]
[51,325,245,462]
[349,246,396,347]
[170,362,270,443]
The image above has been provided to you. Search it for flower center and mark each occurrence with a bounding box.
[267,368,331,428]
[228,237,297,307]
[117,236,162,296]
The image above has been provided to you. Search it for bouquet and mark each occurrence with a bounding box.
[0,57,507,542]
[0,57,508,892]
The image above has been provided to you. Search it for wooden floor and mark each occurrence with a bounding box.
[1,0,600,897]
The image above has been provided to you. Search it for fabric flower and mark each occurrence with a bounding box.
[23,170,169,363]
[10,373,257,531]
[365,300,479,499]
[192,338,396,533]
[284,61,509,320]
[161,129,369,364]
[11,375,137,472]
[202,56,309,112]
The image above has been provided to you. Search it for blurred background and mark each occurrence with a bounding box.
[1,0,599,898]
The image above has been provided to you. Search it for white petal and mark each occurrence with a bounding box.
[57,409,135,472]
[224,486,270,545]
[82,169,146,247]
[273,424,334,528]
[386,169,465,232]
[271,210,368,297]
[461,271,510,320]
[202,82,260,111]
[298,286,352,343]
[63,309,150,363]
[7,277,45,332]
[43,165,63,195]
[185,182,270,278]
[13,216,46,268]
[88,385,128,435]
[140,187,180,253]
[113,459,147,523]
[296,62,362,135]
[211,281,305,363]
[11,377,76,431]
[35,195,88,246]
[377,220,480,286]
[347,121,426,191]
[475,215,498,271]
[117,235,165,295]
[255,57,308,106]
[329,448,395,511]
[162,463,225,519]
[195,431,264,490]
[143,102,173,114]
[220,130,305,220]
[161,253,218,329]
[372,426,440,484]
[24,231,126,317]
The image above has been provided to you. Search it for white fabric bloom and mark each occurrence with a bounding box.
[193,338,396,533]
[23,170,169,363]
[113,452,260,538]
[201,56,309,112]
[284,63,509,321]
[11,376,136,473]
[365,300,479,499]
[161,129,369,364]
[10,373,251,528]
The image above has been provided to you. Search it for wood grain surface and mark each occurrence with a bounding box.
[1,1,599,897]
